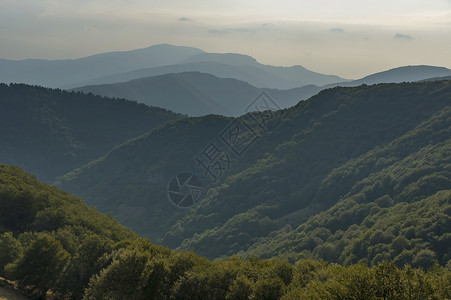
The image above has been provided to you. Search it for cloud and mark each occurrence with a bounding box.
[394,33,413,40]
[178,17,192,22]
[330,27,344,33]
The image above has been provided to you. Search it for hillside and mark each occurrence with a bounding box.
[56,115,234,239]
[0,44,204,88]
[355,65,451,85]
[0,165,137,298]
[1,165,449,299]
[57,81,451,266]
[73,72,321,116]
[0,84,180,182]
[420,75,451,82]
[72,65,451,118]
[200,106,451,265]
[328,65,451,88]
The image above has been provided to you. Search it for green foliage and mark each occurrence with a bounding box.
[282,261,450,300]
[58,115,233,242]
[0,165,450,299]
[0,165,137,298]
[0,83,180,182]
[226,274,254,300]
[238,103,451,267]
[55,233,114,299]
[83,249,156,300]
[2,81,451,298]
[55,80,451,265]
[6,233,70,299]
[0,232,22,276]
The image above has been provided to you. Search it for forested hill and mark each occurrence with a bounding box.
[57,80,451,267]
[1,165,450,299]
[0,84,181,182]
[0,164,136,298]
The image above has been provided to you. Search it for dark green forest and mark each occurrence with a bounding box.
[0,165,450,299]
[1,81,451,299]
[0,84,180,182]
[57,81,451,268]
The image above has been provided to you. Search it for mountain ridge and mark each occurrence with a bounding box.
[327,65,451,88]
[72,65,451,117]
[56,80,451,265]
[72,71,323,116]
[0,83,181,182]
[73,53,348,89]
[0,44,204,88]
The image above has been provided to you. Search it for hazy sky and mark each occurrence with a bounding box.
[1,0,450,78]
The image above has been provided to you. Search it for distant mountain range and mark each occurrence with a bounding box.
[2,44,451,118]
[0,44,204,88]
[73,65,451,117]
[73,72,322,116]
[76,52,347,90]
[419,75,451,82]
[0,44,346,89]
[326,65,451,87]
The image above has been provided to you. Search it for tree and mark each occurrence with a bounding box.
[412,249,436,270]
[373,261,402,300]
[56,234,113,299]
[0,232,22,275]
[253,277,285,300]
[83,248,168,300]
[6,233,70,299]
[226,274,254,300]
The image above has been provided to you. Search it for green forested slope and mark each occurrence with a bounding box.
[1,165,450,299]
[243,107,451,266]
[57,81,451,265]
[171,83,451,260]
[0,164,137,298]
[0,84,180,182]
[56,115,233,239]
[0,165,134,238]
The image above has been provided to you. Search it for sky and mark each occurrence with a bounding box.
[1,0,450,78]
